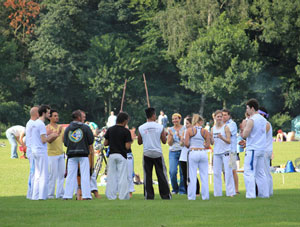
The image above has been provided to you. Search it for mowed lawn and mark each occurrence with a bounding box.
[0,138,300,226]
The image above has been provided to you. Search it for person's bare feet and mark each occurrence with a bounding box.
[92,190,101,199]
[129,192,133,198]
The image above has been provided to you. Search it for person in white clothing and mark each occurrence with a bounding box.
[185,114,210,200]
[179,116,200,195]
[32,105,57,200]
[222,109,239,194]
[46,109,65,199]
[138,107,171,200]
[259,107,273,196]
[6,125,26,159]
[104,112,132,200]
[211,110,235,197]
[25,106,39,199]
[242,98,269,199]
[63,110,94,200]
[107,111,117,128]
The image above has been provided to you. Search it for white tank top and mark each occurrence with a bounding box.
[189,126,205,149]
[265,122,273,152]
[246,114,267,151]
[212,124,231,155]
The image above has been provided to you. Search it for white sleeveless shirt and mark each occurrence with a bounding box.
[246,114,267,152]
[212,124,231,155]
[265,121,273,152]
[189,126,205,149]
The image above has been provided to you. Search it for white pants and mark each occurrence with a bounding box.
[106,154,129,200]
[48,154,65,199]
[90,172,98,191]
[188,150,209,200]
[264,150,273,196]
[127,153,135,193]
[213,153,235,197]
[26,151,35,200]
[32,152,49,200]
[64,157,91,199]
[244,150,269,198]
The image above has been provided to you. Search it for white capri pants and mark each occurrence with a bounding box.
[213,153,235,197]
[26,151,35,200]
[32,152,49,200]
[48,154,65,199]
[264,150,273,196]
[127,153,135,193]
[188,150,209,200]
[106,153,129,200]
[63,157,91,199]
[244,150,269,198]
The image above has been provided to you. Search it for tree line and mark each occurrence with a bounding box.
[0,0,299,133]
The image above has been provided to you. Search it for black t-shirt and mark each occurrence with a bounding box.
[104,125,132,159]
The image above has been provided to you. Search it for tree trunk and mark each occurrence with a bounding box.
[108,96,112,115]
[223,99,226,109]
[199,94,206,116]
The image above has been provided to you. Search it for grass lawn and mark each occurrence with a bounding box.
[0,138,300,226]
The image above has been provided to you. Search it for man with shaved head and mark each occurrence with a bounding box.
[25,106,39,199]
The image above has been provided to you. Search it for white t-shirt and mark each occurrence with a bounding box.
[139,121,163,158]
[25,119,36,157]
[246,114,267,153]
[6,125,25,137]
[31,119,47,154]
[107,115,117,127]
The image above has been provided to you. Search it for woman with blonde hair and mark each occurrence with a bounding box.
[211,110,235,197]
[167,113,185,194]
[185,114,210,200]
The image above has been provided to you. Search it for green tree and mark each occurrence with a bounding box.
[29,0,100,121]
[178,14,262,110]
[80,34,139,116]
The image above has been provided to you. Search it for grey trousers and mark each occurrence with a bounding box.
[106,153,129,200]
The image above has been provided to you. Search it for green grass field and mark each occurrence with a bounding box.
[0,139,300,226]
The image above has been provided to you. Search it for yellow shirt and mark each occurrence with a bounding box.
[47,124,64,156]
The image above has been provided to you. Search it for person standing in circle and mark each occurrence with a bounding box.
[185,114,210,200]
[138,107,171,200]
[179,116,200,196]
[211,110,235,197]
[168,113,185,194]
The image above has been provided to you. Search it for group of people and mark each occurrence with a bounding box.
[7,97,274,200]
[148,98,273,200]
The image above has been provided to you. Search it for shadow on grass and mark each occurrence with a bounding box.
[0,189,300,226]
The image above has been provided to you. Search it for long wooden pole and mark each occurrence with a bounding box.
[143,73,150,107]
[120,79,127,112]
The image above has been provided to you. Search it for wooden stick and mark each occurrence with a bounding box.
[120,79,127,112]
[143,73,150,107]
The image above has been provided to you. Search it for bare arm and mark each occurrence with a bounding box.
[125,141,131,150]
[184,128,192,148]
[266,122,270,133]
[242,119,254,139]
[210,128,214,145]
[218,126,231,144]
[167,128,174,146]
[137,130,143,145]
[104,138,109,146]
[202,129,210,149]
[160,130,167,144]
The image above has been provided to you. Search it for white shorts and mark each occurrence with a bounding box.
[229,152,237,170]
